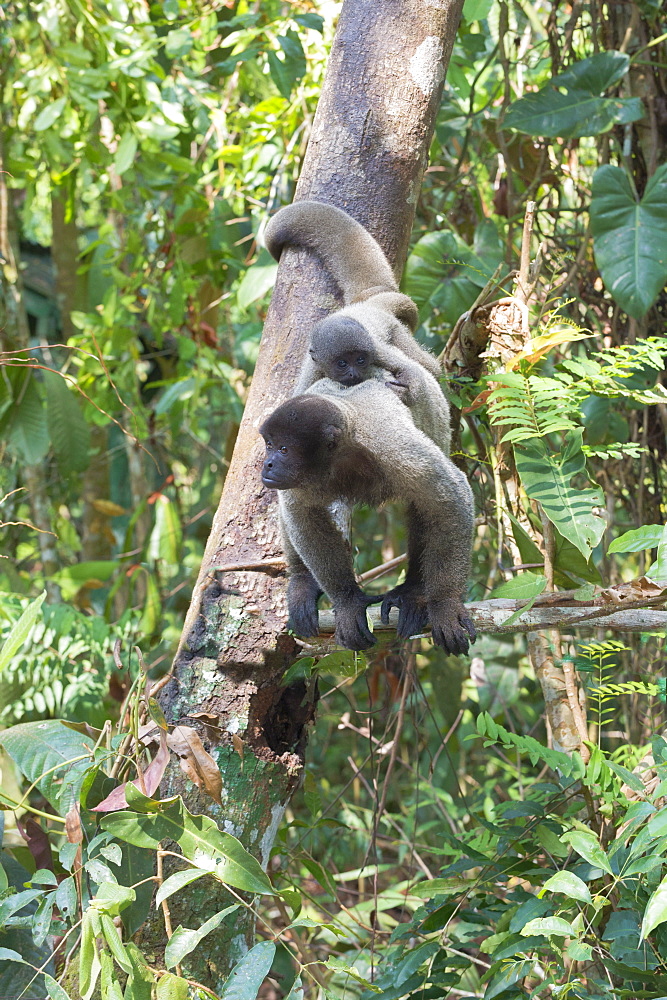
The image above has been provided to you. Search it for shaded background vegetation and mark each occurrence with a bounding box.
[1,0,667,997]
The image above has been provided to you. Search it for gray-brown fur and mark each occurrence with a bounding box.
[264,201,442,386]
[309,323,451,455]
[259,381,475,654]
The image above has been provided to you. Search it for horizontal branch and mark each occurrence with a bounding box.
[316,598,667,638]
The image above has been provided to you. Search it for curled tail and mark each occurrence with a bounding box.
[264,200,398,304]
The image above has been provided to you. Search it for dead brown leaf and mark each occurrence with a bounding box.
[167,726,222,804]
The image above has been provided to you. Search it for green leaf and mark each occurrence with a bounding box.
[4,373,49,465]
[520,916,576,937]
[0,720,94,812]
[34,97,67,132]
[608,524,664,553]
[0,592,45,673]
[463,0,493,20]
[79,909,102,1000]
[514,430,605,559]
[148,495,182,566]
[488,573,548,627]
[219,940,276,999]
[237,254,278,309]
[100,912,133,974]
[114,131,138,175]
[403,226,502,326]
[654,523,667,579]
[44,975,71,1000]
[484,959,534,999]
[156,973,189,1000]
[562,830,612,874]
[591,163,667,319]
[504,52,642,138]
[164,905,238,969]
[155,867,209,906]
[43,371,90,473]
[90,882,136,916]
[641,873,667,939]
[101,799,273,895]
[540,870,592,904]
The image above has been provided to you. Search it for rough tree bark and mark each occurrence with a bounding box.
[155,0,465,986]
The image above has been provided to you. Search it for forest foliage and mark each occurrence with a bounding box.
[1,0,667,997]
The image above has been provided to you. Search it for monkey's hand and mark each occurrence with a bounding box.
[385,377,410,403]
[333,592,377,651]
[379,582,429,638]
[428,599,477,655]
[287,573,323,638]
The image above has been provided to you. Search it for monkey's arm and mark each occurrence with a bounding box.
[385,321,442,380]
[264,201,398,303]
[279,492,375,650]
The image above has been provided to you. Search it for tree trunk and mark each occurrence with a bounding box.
[156,0,465,985]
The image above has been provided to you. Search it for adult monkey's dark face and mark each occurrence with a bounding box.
[259,396,343,490]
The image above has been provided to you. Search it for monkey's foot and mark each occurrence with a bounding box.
[428,599,477,655]
[333,593,377,651]
[379,583,429,638]
[287,574,323,638]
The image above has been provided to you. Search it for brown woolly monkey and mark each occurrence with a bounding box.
[308,321,451,454]
[263,201,442,392]
[259,379,475,654]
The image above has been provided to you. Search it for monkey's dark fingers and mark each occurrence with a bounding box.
[461,616,477,644]
[396,600,429,638]
[287,605,321,638]
[380,593,398,625]
[429,601,475,656]
[333,601,377,651]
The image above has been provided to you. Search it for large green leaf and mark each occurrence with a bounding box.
[590,163,667,319]
[219,940,276,999]
[402,222,502,327]
[43,370,90,474]
[608,524,664,553]
[514,430,606,560]
[504,51,642,138]
[0,720,94,812]
[2,372,49,465]
[101,797,273,895]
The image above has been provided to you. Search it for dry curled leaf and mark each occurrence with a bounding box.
[167,726,222,805]
[600,577,667,604]
[92,735,170,812]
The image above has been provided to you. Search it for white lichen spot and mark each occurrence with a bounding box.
[202,669,218,684]
[424,0,448,7]
[226,716,241,734]
[228,607,244,621]
[409,36,444,97]
[230,934,249,964]
[221,818,243,838]
[258,801,286,868]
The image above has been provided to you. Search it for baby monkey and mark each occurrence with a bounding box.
[309,317,451,454]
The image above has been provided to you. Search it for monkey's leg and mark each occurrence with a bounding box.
[280,494,376,651]
[413,461,477,656]
[379,504,429,637]
[280,519,323,638]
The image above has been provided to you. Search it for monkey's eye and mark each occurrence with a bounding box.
[280,446,288,454]
[336,359,347,370]
[356,356,367,366]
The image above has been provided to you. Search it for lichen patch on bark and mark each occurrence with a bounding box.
[409,36,445,96]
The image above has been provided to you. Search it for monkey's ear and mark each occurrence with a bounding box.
[323,424,342,449]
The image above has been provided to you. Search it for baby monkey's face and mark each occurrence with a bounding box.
[324,349,371,387]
